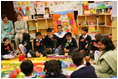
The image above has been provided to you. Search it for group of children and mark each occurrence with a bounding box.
[20,50,97,78]
[2,24,115,78]
[1,25,103,60]
[2,26,91,56]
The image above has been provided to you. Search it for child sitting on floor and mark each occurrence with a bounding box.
[89,34,103,59]
[79,27,91,54]
[19,33,32,57]
[20,60,35,78]
[44,60,66,78]
[33,32,45,57]
[60,32,78,56]
[44,28,58,55]
[70,51,97,78]
[1,37,17,59]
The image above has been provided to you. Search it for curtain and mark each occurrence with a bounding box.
[53,14,60,34]
[66,12,78,35]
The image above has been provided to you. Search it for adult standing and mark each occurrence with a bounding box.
[1,15,14,43]
[14,12,28,49]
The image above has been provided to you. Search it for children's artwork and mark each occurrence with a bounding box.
[13,1,112,17]
[89,3,94,10]
[37,8,45,14]
[43,14,49,18]
[89,25,95,32]
[91,9,97,14]
[94,1,104,3]
[19,7,22,11]
[57,20,61,25]
[83,5,88,11]
[105,2,112,8]
[84,10,91,15]
[96,2,106,9]
[29,7,35,15]
[90,20,94,25]
[22,16,29,21]
[66,25,72,32]
[25,10,30,16]
[78,10,83,15]
[63,21,68,26]
[69,20,73,25]
[88,3,97,10]
[84,1,88,6]
[18,1,22,6]
[26,6,29,10]
[58,14,72,33]
[13,1,83,15]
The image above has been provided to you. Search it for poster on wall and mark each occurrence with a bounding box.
[96,2,106,9]
[13,1,83,15]
[58,14,73,33]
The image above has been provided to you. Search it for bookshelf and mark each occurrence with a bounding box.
[77,14,112,35]
[27,18,54,37]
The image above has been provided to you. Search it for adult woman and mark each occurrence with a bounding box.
[1,15,14,43]
[14,12,28,49]
[92,36,117,78]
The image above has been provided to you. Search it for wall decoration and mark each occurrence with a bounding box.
[96,2,105,9]
[83,1,88,11]
[91,9,96,14]
[53,10,77,35]
[105,2,112,8]
[89,26,95,32]
[13,1,83,16]
[84,10,91,15]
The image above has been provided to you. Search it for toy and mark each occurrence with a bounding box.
[89,26,95,32]
[18,72,25,78]
[19,7,22,11]
[16,68,21,73]
[14,70,18,76]
[26,6,29,10]
[89,20,95,32]
[9,74,16,78]
[91,9,96,14]
[83,1,88,11]
[90,20,94,25]
[19,54,25,61]
[107,22,111,26]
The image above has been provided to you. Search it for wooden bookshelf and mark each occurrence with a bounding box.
[27,18,53,36]
[77,14,112,35]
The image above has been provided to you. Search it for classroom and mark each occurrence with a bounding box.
[1,1,117,78]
